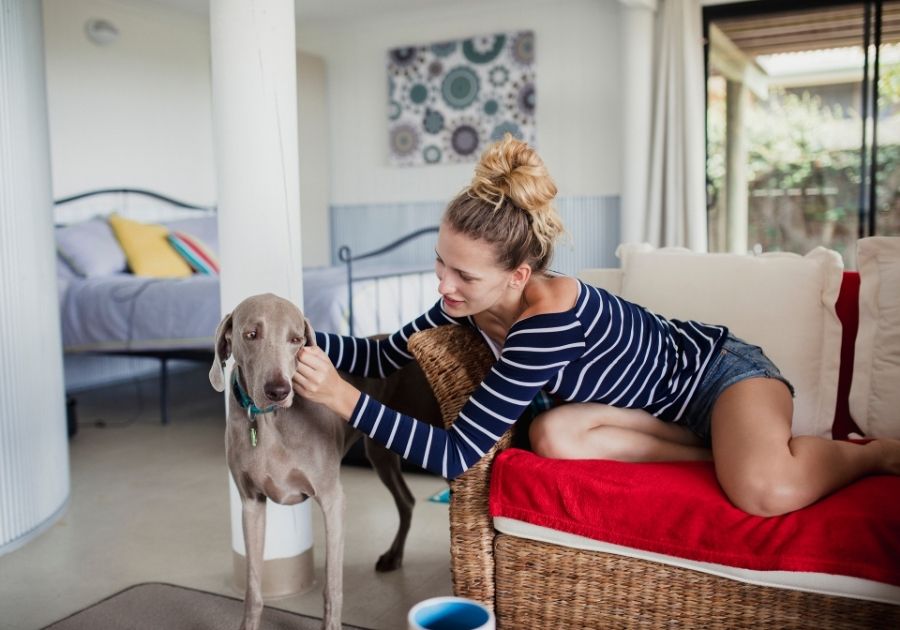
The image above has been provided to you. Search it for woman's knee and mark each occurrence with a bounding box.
[529,407,632,460]
[529,407,577,459]
[719,468,808,517]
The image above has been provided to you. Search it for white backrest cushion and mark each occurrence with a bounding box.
[850,237,900,438]
[615,243,844,438]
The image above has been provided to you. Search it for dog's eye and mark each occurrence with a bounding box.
[244,330,257,340]
[290,336,304,345]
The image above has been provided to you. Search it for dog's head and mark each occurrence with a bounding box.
[209,293,316,412]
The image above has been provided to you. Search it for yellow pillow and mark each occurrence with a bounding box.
[108,213,192,278]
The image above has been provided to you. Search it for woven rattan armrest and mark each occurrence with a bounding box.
[408,325,511,610]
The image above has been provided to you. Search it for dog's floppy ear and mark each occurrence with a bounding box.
[209,312,233,392]
[303,317,317,348]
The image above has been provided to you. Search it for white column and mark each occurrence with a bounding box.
[209,0,311,597]
[725,79,749,254]
[0,0,70,555]
[709,23,766,254]
[618,0,658,245]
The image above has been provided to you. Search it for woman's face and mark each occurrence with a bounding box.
[435,225,514,317]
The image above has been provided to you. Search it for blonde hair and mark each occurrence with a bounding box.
[443,134,564,273]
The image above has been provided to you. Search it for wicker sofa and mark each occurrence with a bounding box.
[406,245,900,629]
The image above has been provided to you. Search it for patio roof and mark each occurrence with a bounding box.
[715,3,900,57]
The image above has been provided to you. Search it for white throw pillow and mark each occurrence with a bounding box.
[849,237,900,438]
[616,243,844,438]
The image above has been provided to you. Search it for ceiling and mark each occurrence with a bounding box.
[144,0,490,23]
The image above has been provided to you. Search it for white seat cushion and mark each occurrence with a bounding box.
[493,516,900,605]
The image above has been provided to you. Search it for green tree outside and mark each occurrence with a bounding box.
[707,60,900,265]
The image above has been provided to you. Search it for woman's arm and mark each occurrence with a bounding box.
[313,300,461,378]
[297,314,585,479]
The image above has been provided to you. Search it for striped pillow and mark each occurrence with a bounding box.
[167,230,220,275]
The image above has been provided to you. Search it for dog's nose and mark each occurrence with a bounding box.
[264,380,291,402]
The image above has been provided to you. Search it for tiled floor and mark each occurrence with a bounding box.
[0,367,452,630]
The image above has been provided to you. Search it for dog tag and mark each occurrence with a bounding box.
[250,426,258,448]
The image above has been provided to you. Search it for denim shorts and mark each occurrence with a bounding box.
[679,333,795,445]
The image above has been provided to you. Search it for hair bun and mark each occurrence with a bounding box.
[444,134,565,274]
[470,133,557,216]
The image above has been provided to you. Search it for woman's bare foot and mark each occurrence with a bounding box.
[871,438,900,475]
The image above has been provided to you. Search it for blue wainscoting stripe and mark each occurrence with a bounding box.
[330,195,621,274]
[552,196,621,274]
[331,201,445,267]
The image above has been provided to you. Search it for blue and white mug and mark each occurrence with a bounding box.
[407,596,496,630]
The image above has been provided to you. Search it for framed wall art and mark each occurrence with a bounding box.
[387,30,535,166]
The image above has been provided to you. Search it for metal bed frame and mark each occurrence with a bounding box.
[55,188,217,425]
[337,226,439,336]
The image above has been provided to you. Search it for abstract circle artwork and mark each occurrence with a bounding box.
[387,30,536,166]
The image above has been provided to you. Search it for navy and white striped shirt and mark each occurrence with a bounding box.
[315,280,728,480]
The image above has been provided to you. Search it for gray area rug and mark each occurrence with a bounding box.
[41,582,372,630]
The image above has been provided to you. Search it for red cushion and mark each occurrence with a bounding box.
[490,448,900,586]
[833,271,862,439]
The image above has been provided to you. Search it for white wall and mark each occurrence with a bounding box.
[297,0,622,206]
[42,0,216,204]
[41,0,623,244]
[42,0,332,266]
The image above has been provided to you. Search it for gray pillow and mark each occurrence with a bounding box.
[56,253,79,303]
[55,217,127,277]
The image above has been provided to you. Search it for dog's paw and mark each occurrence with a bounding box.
[239,611,263,630]
[375,550,403,572]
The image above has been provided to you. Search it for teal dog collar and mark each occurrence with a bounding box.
[231,367,279,420]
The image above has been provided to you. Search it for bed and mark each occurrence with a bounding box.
[54,188,440,424]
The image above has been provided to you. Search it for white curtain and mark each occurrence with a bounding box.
[645,0,708,251]
[0,0,70,555]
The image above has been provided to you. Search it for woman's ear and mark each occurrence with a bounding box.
[509,264,532,289]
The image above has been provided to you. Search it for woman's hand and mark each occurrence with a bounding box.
[293,346,360,420]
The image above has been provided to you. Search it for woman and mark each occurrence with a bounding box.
[293,135,898,517]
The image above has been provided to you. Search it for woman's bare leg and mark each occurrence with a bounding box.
[710,377,899,516]
[529,402,711,462]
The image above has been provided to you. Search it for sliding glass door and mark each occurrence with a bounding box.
[704,0,899,267]
[874,2,900,237]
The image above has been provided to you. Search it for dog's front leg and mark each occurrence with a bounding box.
[240,496,267,630]
[318,484,345,630]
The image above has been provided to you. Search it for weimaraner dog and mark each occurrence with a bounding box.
[209,293,441,630]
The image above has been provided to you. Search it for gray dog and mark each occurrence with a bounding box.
[209,293,441,630]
